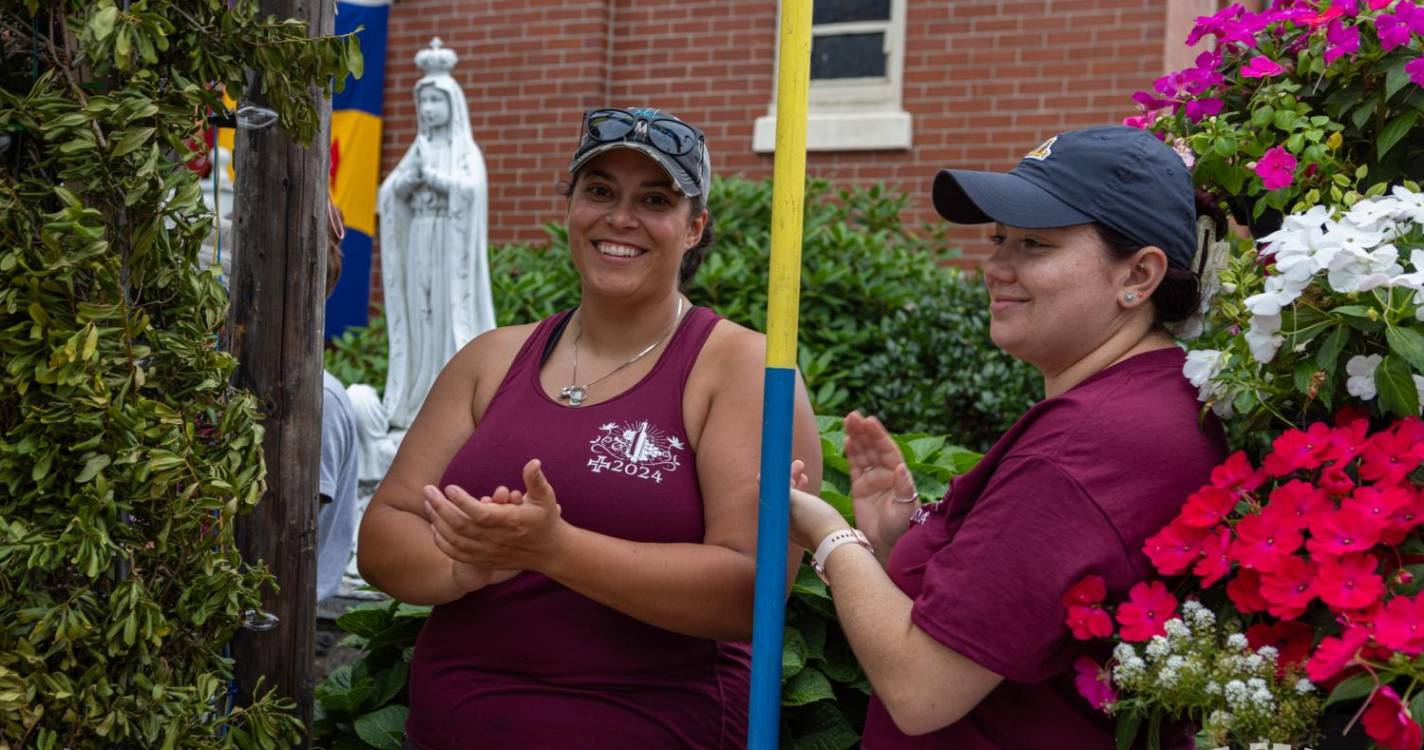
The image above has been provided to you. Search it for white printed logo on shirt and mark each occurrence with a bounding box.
[587,421,684,483]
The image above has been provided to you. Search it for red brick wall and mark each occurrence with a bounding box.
[378,0,1177,287]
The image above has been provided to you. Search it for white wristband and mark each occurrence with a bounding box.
[810,528,873,585]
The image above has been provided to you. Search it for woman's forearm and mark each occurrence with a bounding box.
[357,504,489,606]
[539,526,764,641]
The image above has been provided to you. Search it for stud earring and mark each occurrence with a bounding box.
[1124,292,1139,303]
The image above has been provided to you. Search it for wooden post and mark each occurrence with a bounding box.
[226,0,333,739]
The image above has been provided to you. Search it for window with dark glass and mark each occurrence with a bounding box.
[811,0,892,81]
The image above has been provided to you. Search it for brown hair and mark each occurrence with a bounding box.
[1093,188,1226,326]
[558,174,715,289]
[326,205,344,299]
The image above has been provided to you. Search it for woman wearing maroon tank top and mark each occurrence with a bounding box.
[782,127,1228,748]
[357,108,821,750]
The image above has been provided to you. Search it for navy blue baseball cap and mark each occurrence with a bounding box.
[932,125,1197,269]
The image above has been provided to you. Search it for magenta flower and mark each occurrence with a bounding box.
[1256,146,1297,190]
[1073,657,1116,711]
[1185,97,1224,122]
[1378,2,1424,52]
[1115,581,1178,642]
[1241,55,1287,78]
[1408,57,1424,88]
[1324,20,1361,64]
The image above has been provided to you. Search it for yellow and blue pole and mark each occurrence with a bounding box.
[748,0,812,747]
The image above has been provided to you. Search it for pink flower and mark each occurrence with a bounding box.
[1361,425,1424,484]
[1345,485,1412,529]
[1247,620,1316,676]
[1241,55,1287,78]
[1374,593,1424,654]
[1383,488,1424,545]
[1363,686,1424,750]
[1264,425,1329,476]
[1264,479,1330,530]
[1062,575,1114,640]
[1408,57,1424,88]
[1231,512,1304,572]
[1324,19,1361,64]
[1306,505,1384,557]
[1184,97,1224,122]
[1063,575,1106,605]
[1073,656,1116,711]
[1116,581,1178,642]
[1212,451,1264,495]
[1194,525,1233,587]
[1316,553,1386,611]
[1228,568,1270,614]
[1180,486,1237,528]
[1144,520,1211,575]
[1306,625,1369,681]
[1256,146,1298,191]
[1259,555,1318,619]
[1377,2,1424,52]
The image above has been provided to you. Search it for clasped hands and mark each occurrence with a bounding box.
[422,458,566,593]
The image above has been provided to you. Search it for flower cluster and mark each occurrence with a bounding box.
[1185,187,1424,425]
[1067,593,1323,747]
[1129,0,1424,226]
[1104,415,1424,749]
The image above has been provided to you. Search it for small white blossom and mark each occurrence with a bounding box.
[1189,605,1216,630]
[1113,642,1137,664]
[1256,645,1278,664]
[1243,654,1265,673]
[1346,354,1383,400]
[1205,680,1221,695]
[1226,633,1249,650]
[1224,679,1250,708]
[1145,636,1171,659]
[1157,667,1179,688]
[1295,678,1316,695]
[1246,677,1268,691]
[1251,687,1276,707]
[1183,349,1226,402]
[1165,655,1186,670]
[1163,618,1191,639]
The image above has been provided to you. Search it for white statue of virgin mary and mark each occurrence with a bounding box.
[377,37,497,429]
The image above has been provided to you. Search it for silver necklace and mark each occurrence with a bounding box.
[559,297,685,407]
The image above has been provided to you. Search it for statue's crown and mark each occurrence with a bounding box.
[415,37,457,76]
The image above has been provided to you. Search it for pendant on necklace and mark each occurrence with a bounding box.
[559,385,587,407]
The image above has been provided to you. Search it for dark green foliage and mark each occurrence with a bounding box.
[0,1,358,746]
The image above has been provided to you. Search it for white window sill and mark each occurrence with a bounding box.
[753,109,913,153]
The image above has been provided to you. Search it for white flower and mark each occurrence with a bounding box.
[1158,667,1179,688]
[1391,185,1424,223]
[1183,350,1226,402]
[1295,678,1316,695]
[1251,687,1276,707]
[1224,679,1249,708]
[1246,677,1267,691]
[1346,354,1383,400]
[1328,239,1399,293]
[1243,654,1265,672]
[1226,633,1249,650]
[1256,645,1278,664]
[1165,655,1186,670]
[1246,313,1285,363]
[1189,606,1216,630]
[1113,642,1137,664]
[1206,709,1234,731]
[1205,680,1222,695]
[1164,619,1191,639]
[1146,636,1171,659]
[1414,375,1424,413]
[1346,194,1404,231]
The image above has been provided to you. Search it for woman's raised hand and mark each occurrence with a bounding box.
[423,459,569,583]
[844,411,918,559]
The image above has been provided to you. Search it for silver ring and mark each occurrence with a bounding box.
[892,491,919,505]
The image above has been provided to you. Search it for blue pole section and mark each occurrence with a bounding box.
[748,366,798,749]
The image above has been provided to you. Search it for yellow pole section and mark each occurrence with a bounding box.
[764,0,812,369]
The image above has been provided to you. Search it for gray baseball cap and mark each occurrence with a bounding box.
[569,108,711,198]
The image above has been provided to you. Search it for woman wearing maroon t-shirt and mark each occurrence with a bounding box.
[788,126,1228,748]
[358,109,820,749]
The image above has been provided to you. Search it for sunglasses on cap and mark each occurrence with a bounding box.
[575,108,707,193]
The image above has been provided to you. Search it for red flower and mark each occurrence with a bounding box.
[1319,462,1356,495]
[1259,556,1318,619]
[1363,686,1424,750]
[1063,575,1106,606]
[1211,450,1263,495]
[1180,486,1237,528]
[1144,521,1211,576]
[1264,425,1330,476]
[1066,605,1115,641]
[1193,525,1232,588]
[1116,581,1178,642]
[1264,479,1331,530]
[1228,568,1270,614]
[1384,488,1424,546]
[1073,656,1116,711]
[1361,426,1424,486]
[1306,505,1384,558]
[1316,553,1386,611]
[1246,620,1315,677]
[1306,625,1369,681]
[1346,485,1412,528]
[1230,512,1304,572]
[1374,594,1424,655]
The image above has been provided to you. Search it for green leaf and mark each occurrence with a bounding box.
[1115,709,1142,750]
[781,668,836,707]
[1377,354,1419,417]
[786,701,859,750]
[77,454,111,483]
[336,602,393,638]
[1387,58,1413,101]
[1316,325,1347,371]
[111,127,155,158]
[353,705,408,750]
[89,5,120,41]
[1273,109,1298,131]
[1377,111,1419,159]
[1324,671,1377,707]
[1388,326,1424,373]
[1251,105,1275,127]
[1332,305,1376,319]
[783,627,807,679]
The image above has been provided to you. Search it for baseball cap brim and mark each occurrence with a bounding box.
[932,169,1094,228]
[568,141,703,198]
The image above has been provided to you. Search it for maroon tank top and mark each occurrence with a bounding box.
[406,306,751,750]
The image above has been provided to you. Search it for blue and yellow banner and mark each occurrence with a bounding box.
[327,0,389,339]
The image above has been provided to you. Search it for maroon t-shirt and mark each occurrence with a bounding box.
[406,307,751,750]
[861,347,1226,749]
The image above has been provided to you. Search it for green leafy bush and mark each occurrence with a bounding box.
[313,419,981,750]
[0,1,357,746]
[326,307,388,398]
